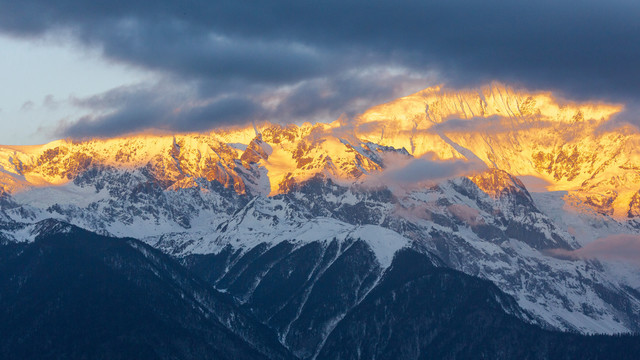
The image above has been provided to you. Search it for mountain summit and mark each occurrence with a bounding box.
[1,84,636,215]
[1,84,640,357]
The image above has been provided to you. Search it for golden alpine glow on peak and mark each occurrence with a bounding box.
[0,83,637,218]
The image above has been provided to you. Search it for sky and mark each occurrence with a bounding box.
[1,0,639,144]
[0,35,153,144]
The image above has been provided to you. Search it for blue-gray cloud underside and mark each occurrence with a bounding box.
[2,0,639,137]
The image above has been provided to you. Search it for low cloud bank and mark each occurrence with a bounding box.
[364,152,486,189]
[548,234,640,265]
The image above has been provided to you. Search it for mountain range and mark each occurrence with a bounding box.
[1,84,639,359]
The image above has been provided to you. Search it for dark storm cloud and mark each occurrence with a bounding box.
[2,0,639,137]
[59,68,431,137]
[60,84,262,138]
[268,68,435,123]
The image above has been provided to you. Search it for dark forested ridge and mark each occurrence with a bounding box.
[318,249,640,360]
[0,222,638,360]
[0,225,293,360]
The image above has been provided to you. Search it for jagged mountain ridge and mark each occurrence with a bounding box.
[1,84,638,217]
[1,84,640,341]
[1,166,639,337]
[356,84,640,219]
[0,124,394,197]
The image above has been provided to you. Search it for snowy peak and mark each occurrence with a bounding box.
[352,84,640,218]
[470,168,531,201]
[0,125,405,197]
[2,83,640,349]
[360,83,620,127]
[0,83,639,217]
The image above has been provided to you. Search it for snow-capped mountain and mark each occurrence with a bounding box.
[1,84,640,357]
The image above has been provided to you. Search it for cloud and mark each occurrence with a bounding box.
[597,102,640,133]
[371,151,486,187]
[56,67,435,138]
[2,0,640,137]
[431,115,556,135]
[548,234,640,265]
[393,204,433,222]
[447,204,483,226]
[42,95,59,110]
[517,176,552,193]
[265,67,437,123]
[57,83,263,138]
[20,100,34,112]
[19,96,63,114]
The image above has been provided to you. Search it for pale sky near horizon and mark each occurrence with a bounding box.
[0,35,153,145]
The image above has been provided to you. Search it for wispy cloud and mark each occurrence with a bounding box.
[20,100,34,112]
[431,115,556,135]
[548,234,640,265]
[447,204,483,226]
[363,151,486,190]
[42,95,60,110]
